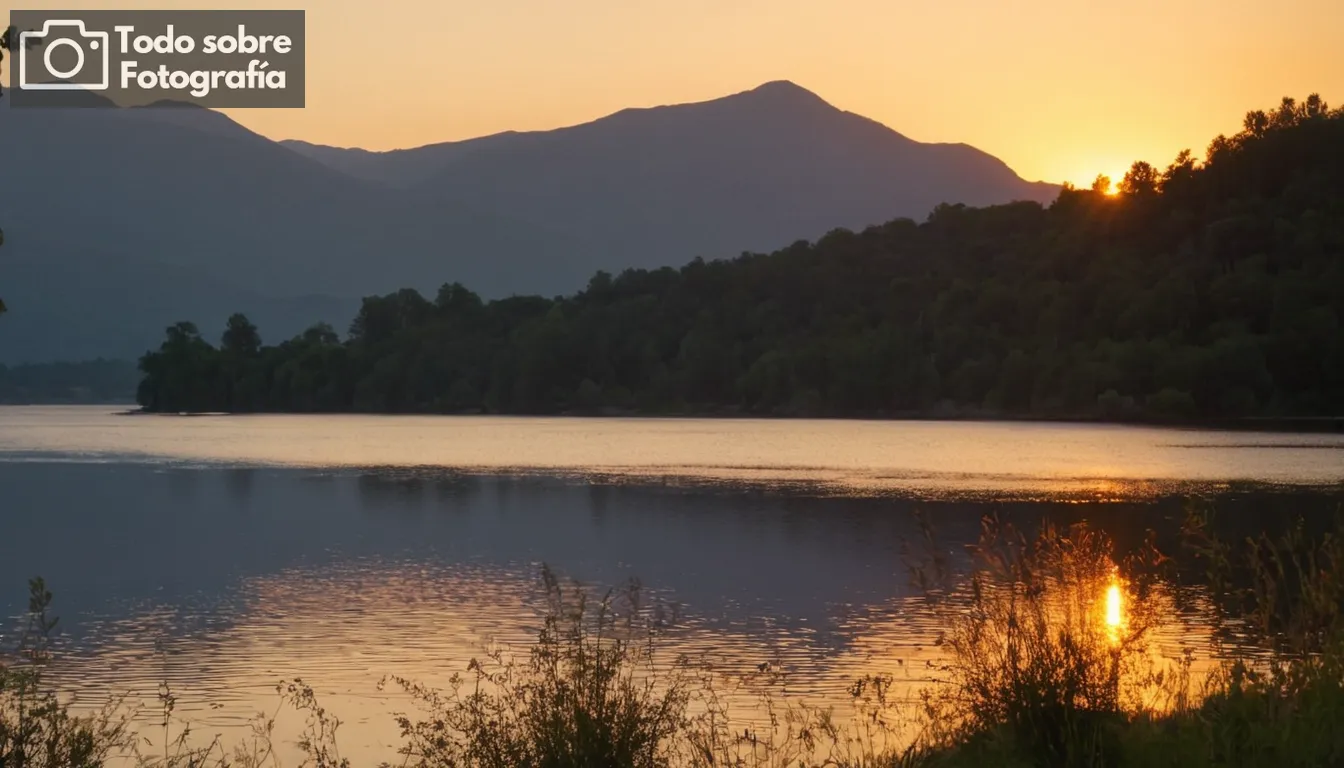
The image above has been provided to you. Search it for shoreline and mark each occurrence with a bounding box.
[109,405,1344,434]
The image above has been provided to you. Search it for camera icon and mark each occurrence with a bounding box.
[19,20,111,91]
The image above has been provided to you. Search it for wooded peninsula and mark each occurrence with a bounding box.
[136,96,1343,422]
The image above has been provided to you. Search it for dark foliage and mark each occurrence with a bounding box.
[138,96,1344,420]
[0,25,17,315]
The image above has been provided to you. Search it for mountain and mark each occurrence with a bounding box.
[0,101,581,362]
[0,100,579,298]
[285,81,1057,270]
[2,80,1057,363]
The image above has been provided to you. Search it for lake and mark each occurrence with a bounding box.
[2,406,1342,763]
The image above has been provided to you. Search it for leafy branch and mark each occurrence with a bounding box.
[1,26,12,315]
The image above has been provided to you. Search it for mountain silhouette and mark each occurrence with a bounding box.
[285,81,1056,266]
[2,81,1056,363]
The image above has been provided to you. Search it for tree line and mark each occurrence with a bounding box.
[0,360,140,404]
[137,95,1344,421]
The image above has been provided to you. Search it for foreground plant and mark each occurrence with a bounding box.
[5,506,1344,768]
[0,578,130,768]
[912,516,1171,767]
[911,508,1344,768]
[382,569,921,768]
[1144,507,1344,768]
[383,568,691,768]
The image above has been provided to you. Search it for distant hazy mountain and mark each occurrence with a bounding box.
[285,81,1057,268]
[0,99,579,362]
[2,80,1056,363]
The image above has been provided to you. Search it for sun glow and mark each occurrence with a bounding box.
[1072,170,1128,196]
[1105,581,1124,629]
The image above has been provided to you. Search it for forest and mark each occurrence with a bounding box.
[136,95,1344,421]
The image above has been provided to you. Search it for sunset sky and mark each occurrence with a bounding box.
[6,0,1342,186]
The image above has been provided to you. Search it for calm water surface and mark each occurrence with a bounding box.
[1,406,1342,762]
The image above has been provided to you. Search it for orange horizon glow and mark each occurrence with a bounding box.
[4,0,1342,187]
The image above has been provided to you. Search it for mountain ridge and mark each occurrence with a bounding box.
[2,79,1059,363]
[281,80,1054,192]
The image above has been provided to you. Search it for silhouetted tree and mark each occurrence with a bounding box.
[1160,150,1197,191]
[1302,93,1329,119]
[1119,161,1159,196]
[0,27,13,315]
[0,28,11,98]
[221,313,262,356]
[1244,109,1271,138]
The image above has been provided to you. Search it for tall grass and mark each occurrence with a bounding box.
[3,508,1343,767]
[907,508,1344,767]
[1126,506,1344,768]
[0,578,130,768]
[911,516,1168,767]
[381,568,912,768]
[383,568,689,768]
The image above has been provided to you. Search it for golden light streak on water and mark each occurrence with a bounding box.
[1106,581,1124,630]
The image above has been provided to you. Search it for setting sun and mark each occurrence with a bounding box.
[1073,169,1129,196]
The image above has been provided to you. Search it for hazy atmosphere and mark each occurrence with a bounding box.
[5,0,1343,185]
[3,1,1344,766]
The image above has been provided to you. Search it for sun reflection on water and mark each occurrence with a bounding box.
[1105,581,1123,631]
[40,549,1260,766]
